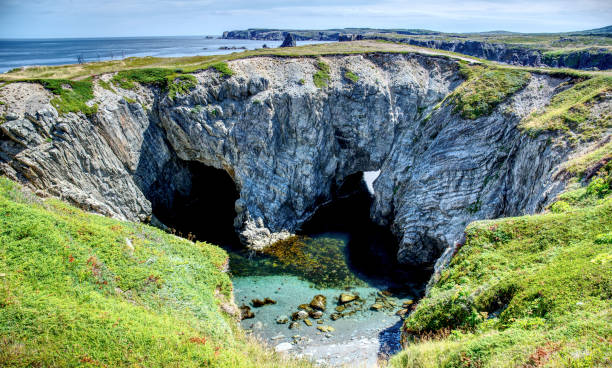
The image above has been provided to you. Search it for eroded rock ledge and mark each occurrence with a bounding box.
[0,53,602,265]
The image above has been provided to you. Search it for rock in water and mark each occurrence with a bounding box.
[289,322,300,330]
[291,310,309,320]
[275,342,293,352]
[309,310,323,319]
[339,293,358,304]
[276,315,289,324]
[280,33,296,47]
[252,297,276,307]
[240,305,255,319]
[309,294,327,311]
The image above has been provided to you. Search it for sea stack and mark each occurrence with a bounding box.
[280,33,296,47]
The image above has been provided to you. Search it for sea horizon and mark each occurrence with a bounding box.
[0,36,331,73]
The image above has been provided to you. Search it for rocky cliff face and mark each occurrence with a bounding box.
[0,54,603,266]
[392,38,611,70]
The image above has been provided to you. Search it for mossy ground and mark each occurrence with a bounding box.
[520,75,612,142]
[30,78,98,116]
[111,68,199,99]
[0,177,312,367]
[389,167,612,368]
[228,235,364,289]
[313,60,331,88]
[448,63,531,119]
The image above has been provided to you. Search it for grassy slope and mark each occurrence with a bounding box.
[0,177,311,368]
[389,167,612,367]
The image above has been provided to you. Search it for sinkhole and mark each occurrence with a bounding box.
[147,162,435,359]
[148,161,433,296]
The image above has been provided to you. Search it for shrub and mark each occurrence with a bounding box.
[111,68,197,99]
[403,291,481,334]
[550,200,572,213]
[586,177,610,198]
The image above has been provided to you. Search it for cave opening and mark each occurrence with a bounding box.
[299,172,434,295]
[148,161,432,296]
[150,161,242,249]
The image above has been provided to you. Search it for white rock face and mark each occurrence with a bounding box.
[0,54,607,265]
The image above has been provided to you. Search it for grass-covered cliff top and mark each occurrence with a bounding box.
[0,40,481,82]
[390,166,612,368]
[0,177,311,367]
[2,39,609,84]
[370,32,612,50]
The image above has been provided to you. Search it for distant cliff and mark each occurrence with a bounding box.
[222,28,612,70]
[386,37,612,70]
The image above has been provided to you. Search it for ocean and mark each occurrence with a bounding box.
[0,36,331,73]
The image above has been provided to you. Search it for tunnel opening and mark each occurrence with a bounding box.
[299,172,434,296]
[149,161,242,249]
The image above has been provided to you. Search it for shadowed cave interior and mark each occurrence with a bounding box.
[149,161,433,294]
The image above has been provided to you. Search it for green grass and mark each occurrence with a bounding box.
[390,169,612,368]
[344,70,359,83]
[211,62,234,77]
[97,79,115,93]
[0,177,312,368]
[448,63,531,119]
[111,68,198,100]
[30,79,98,116]
[313,60,330,88]
[559,140,612,178]
[520,76,612,142]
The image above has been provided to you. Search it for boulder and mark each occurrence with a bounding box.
[291,310,308,320]
[309,310,323,319]
[240,305,255,319]
[309,294,327,311]
[338,293,358,304]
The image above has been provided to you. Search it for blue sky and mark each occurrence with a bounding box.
[1,0,611,38]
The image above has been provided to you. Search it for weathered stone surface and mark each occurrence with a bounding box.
[0,54,606,268]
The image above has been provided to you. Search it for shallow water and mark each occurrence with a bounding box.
[229,229,427,366]
[150,166,431,366]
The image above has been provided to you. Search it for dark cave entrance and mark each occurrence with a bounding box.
[150,161,242,248]
[148,162,432,296]
[299,172,434,295]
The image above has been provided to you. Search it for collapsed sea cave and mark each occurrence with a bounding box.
[145,159,434,295]
[143,162,437,363]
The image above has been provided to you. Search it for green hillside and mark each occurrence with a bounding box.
[0,177,311,367]
[390,167,612,367]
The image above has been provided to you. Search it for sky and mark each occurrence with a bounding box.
[0,0,611,39]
